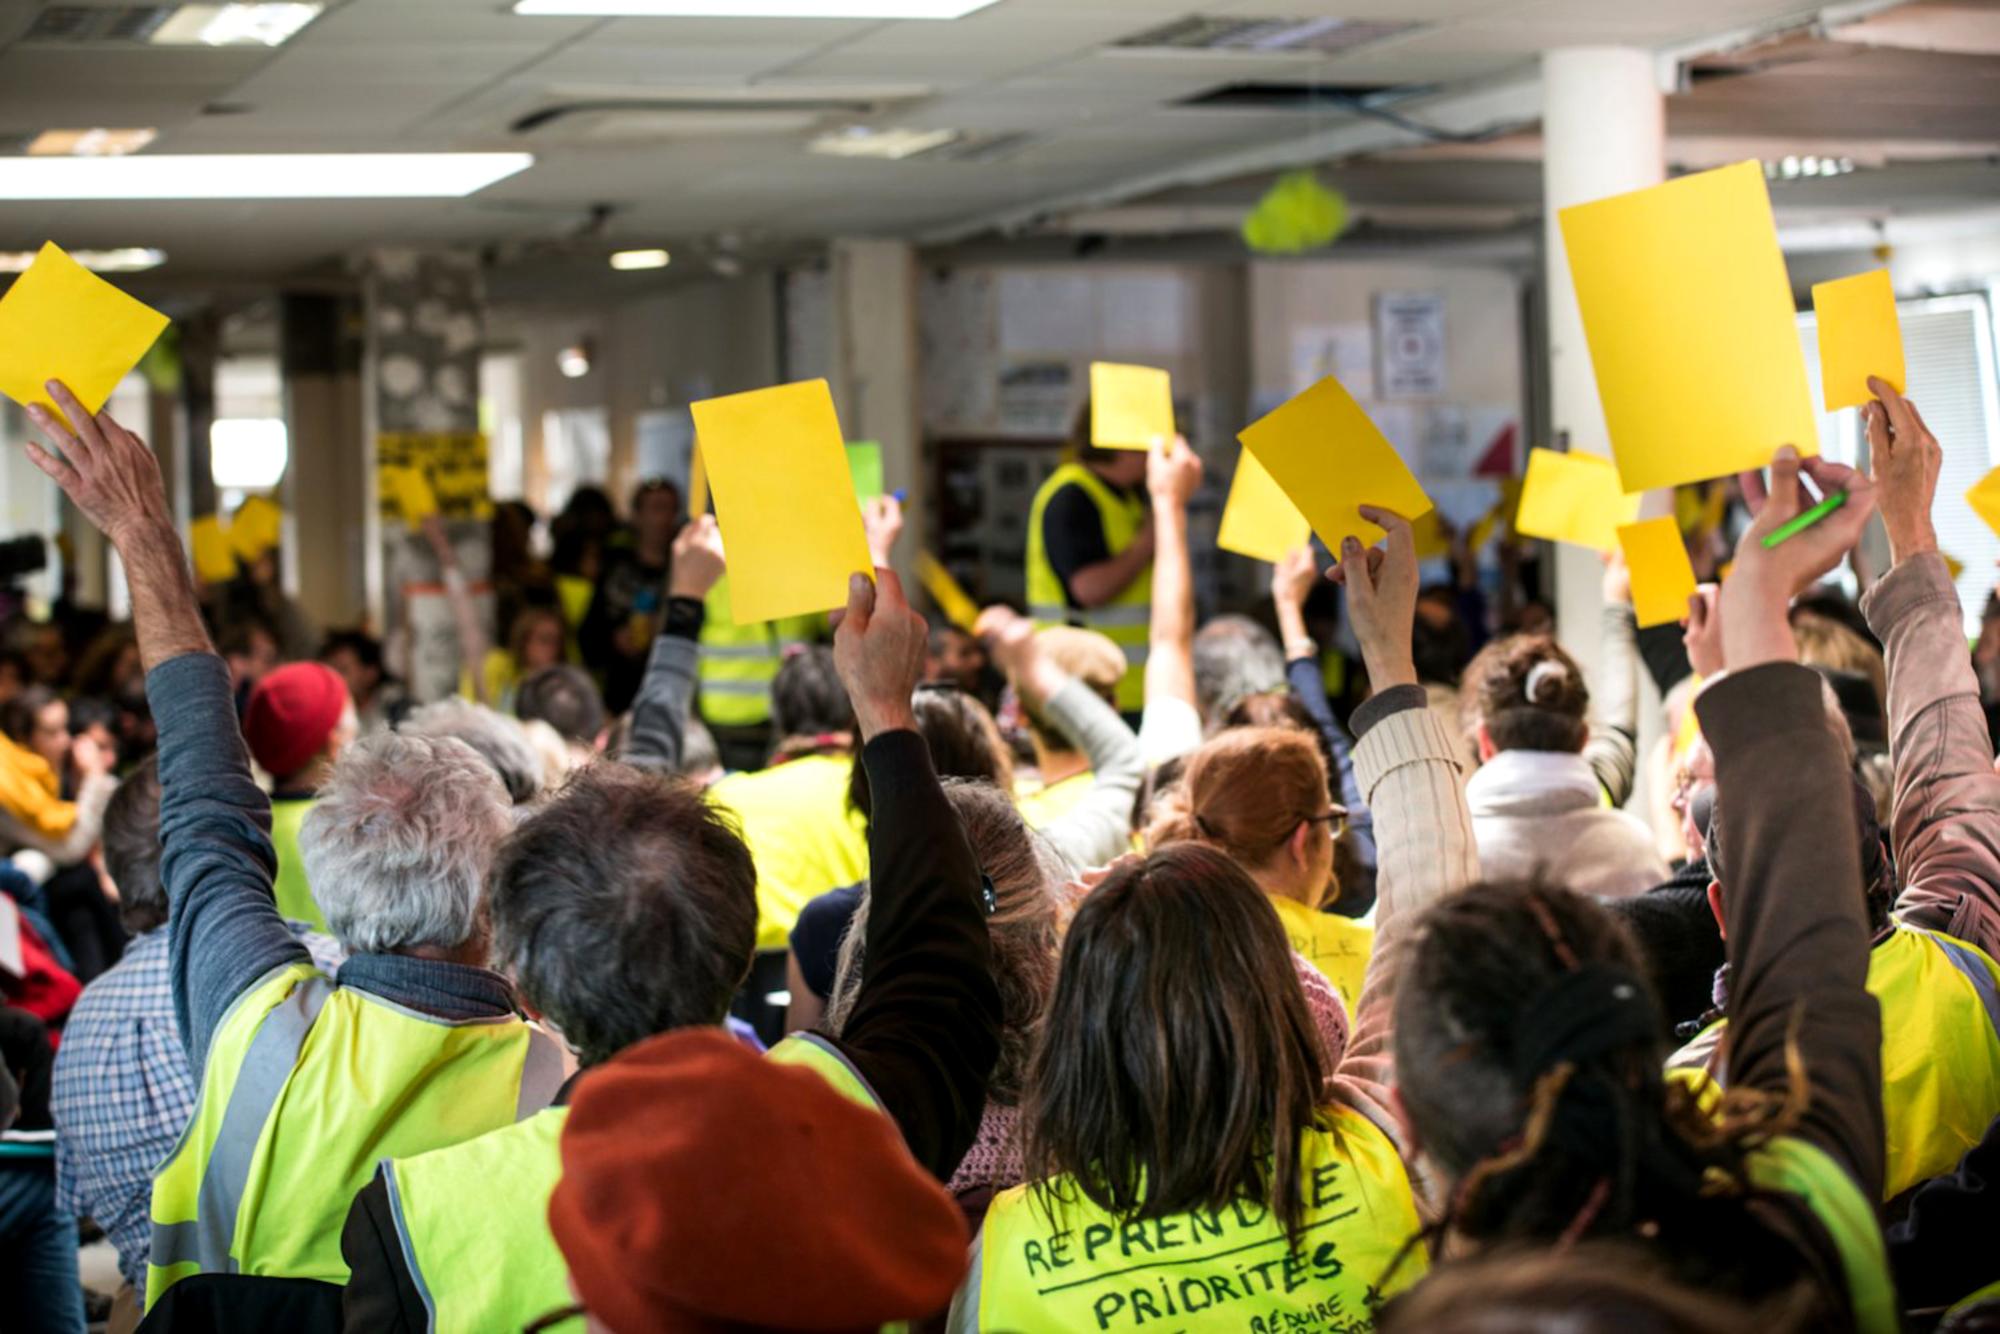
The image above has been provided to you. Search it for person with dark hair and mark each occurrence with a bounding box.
[342,565,1002,1334]
[50,760,339,1319]
[952,508,1460,1331]
[1458,614,1664,898]
[579,478,680,714]
[482,603,569,711]
[925,623,991,702]
[513,663,607,755]
[1387,453,1898,1329]
[0,683,117,867]
[1024,404,1156,714]
[318,628,405,735]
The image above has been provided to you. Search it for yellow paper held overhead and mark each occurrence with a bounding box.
[1514,448,1641,553]
[1967,467,2000,541]
[1559,161,1817,493]
[189,516,237,584]
[1813,269,1904,411]
[690,379,872,626]
[1944,552,1966,582]
[1618,516,1698,629]
[1216,447,1311,564]
[0,242,170,427]
[916,551,980,632]
[1236,376,1432,553]
[229,495,284,562]
[1090,362,1174,451]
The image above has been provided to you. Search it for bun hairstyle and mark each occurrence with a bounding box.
[1462,635,1590,755]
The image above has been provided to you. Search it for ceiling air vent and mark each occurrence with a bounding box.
[1178,81,1399,109]
[1112,16,1418,56]
[24,5,178,42]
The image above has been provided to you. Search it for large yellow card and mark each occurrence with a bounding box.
[1813,269,1904,410]
[916,551,980,632]
[1618,516,1698,628]
[1514,448,1641,553]
[1559,161,1816,492]
[690,379,872,626]
[1967,467,2000,541]
[1216,447,1311,564]
[1090,363,1174,451]
[0,242,170,427]
[189,516,237,584]
[1237,376,1432,552]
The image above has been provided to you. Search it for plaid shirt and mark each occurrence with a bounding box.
[50,923,342,1294]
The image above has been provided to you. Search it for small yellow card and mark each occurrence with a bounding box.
[689,379,872,626]
[1967,467,2000,541]
[1559,161,1817,492]
[1944,552,1966,582]
[1090,362,1174,451]
[1216,447,1311,564]
[0,242,170,427]
[916,551,980,632]
[189,516,237,584]
[1617,516,1698,628]
[1237,376,1432,552]
[1812,269,1904,411]
[229,495,284,562]
[1514,448,1641,553]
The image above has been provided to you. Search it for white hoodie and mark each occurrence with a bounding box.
[1463,748,1668,899]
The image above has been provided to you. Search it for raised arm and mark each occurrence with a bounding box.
[23,384,307,1073]
[623,517,724,775]
[1143,437,1200,724]
[417,513,491,705]
[827,570,1000,1179]
[1276,546,1378,872]
[1704,446,1883,1199]
[1588,552,1642,806]
[1855,381,2000,957]
[1321,511,1480,1151]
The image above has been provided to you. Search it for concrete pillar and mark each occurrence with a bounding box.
[828,239,921,584]
[281,292,367,630]
[358,250,489,702]
[1542,47,1665,679]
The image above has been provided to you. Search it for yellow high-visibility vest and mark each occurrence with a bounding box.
[146,961,565,1309]
[1744,1137,1897,1333]
[1015,771,1094,833]
[267,798,326,932]
[381,1032,876,1333]
[709,755,870,950]
[1670,922,2000,1199]
[698,576,818,731]
[1026,464,1150,713]
[972,1104,1425,1332]
[1267,895,1373,1018]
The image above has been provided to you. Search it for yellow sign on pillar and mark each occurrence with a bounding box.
[376,433,490,523]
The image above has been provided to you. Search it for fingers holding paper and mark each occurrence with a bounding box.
[24,380,169,543]
[1332,506,1420,690]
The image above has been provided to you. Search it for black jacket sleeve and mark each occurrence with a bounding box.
[339,1173,427,1334]
[830,731,1000,1181]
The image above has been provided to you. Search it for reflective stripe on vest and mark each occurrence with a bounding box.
[267,798,326,932]
[1745,1137,1898,1333]
[699,576,782,728]
[146,962,566,1309]
[1025,463,1151,712]
[974,1105,1425,1332]
[387,1107,572,1334]
[1667,923,2000,1199]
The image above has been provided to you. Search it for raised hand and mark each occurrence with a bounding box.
[1720,447,1877,671]
[862,494,905,568]
[668,514,727,602]
[23,382,170,544]
[973,605,1037,682]
[1271,545,1319,615]
[833,570,926,741]
[1328,507,1419,689]
[1146,435,1202,510]
[1683,584,1725,679]
[1865,376,1942,567]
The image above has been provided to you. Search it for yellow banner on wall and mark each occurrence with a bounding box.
[376,432,491,523]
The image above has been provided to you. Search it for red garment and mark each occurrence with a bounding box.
[1,917,80,1045]
[243,661,349,780]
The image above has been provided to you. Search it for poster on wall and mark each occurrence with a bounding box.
[375,431,491,524]
[1375,292,1447,398]
[1290,323,1375,398]
[997,360,1075,436]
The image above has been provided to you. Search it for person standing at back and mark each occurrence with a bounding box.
[1025,405,1154,715]
[242,661,357,933]
[579,478,679,715]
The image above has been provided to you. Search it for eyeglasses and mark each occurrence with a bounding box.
[1303,808,1347,838]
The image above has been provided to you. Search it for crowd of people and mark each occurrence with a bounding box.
[3,368,2000,1334]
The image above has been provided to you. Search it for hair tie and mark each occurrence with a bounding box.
[1524,660,1568,704]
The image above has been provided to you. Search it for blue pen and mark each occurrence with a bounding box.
[892,489,908,504]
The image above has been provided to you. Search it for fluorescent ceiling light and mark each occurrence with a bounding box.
[28,129,158,158]
[150,3,323,47]
[0,154,533,200]
[515,0,998,19]
[609,248,672,270]
[0,248,165,274]
[810,126,960,159]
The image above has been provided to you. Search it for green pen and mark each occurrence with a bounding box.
[1760,491,1848,549]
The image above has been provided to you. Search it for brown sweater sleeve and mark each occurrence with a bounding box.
[1695,662,1885,1202]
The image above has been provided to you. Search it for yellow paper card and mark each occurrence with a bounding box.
[1944,552,1966,582]
[1618,517,1698,629]
[382,466,439,524]
[0,242,170,427]
[690,379,872,626]
[1559,161,1817,492]
[1967,467,2000,541]
[229,496,284,562]
[1236,376,1433,552]
[916,551,980,632]
[687,443,708,520]
[1514,448,1641,553]
[1812,269,1904,410]
[1090,362,1174,451]
[1216,447,1311,564]
[189,516,237,584]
